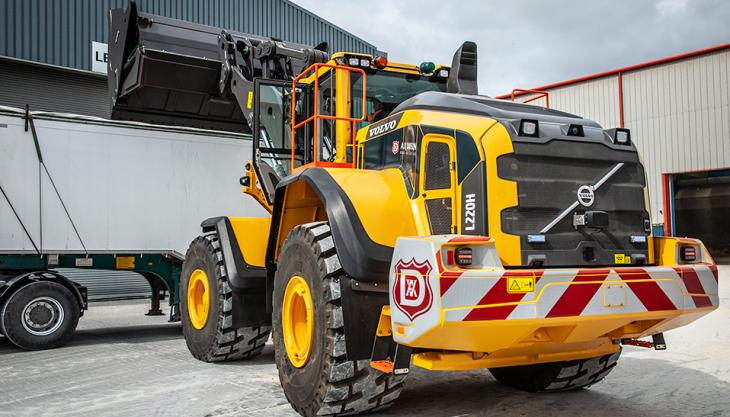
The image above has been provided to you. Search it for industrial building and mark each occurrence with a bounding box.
[499,44,730,260]
[0,0,378,118]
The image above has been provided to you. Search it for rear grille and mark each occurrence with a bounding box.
[497,139,649,254]
[426,198,452,234]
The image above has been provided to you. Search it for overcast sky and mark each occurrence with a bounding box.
[292,0,730,96]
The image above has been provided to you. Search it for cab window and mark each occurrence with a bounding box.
[362,125,420,198]
[350,71,446,130]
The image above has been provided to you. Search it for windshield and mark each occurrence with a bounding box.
[351,71,446,129]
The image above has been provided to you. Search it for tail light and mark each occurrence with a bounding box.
[454,247,473,266]
[680,245,698,263]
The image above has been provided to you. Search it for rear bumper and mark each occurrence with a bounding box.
[389,236,718,356]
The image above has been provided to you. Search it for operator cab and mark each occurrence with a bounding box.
[252,52,449,202]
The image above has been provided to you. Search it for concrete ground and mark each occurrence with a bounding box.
[1,267,728,417]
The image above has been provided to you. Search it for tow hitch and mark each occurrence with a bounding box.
[622,333,667,350]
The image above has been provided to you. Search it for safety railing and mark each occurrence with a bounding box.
[509,88,550,108]
[290,63,367,171]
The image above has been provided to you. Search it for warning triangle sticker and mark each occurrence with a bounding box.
[509,280,521,291]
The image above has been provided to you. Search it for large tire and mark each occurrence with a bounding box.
[489,349,621,392]
[1,280,80,350]
[180,232,270,362]
[273,222,405,417]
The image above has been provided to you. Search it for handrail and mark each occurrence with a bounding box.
[509,88,550,108]
[290,63,368,171]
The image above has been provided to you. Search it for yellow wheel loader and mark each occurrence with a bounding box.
[110,4,719,416]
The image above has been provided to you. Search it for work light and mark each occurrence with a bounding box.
[519,119,539,137]
[630,235,647,243]
[527,234,546,243]
[348,57,359,67]
[615,129,630,144]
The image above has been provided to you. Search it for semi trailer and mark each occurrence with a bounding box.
[108,3,719,416]
[0,105,263,349]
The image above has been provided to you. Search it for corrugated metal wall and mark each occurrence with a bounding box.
[55,269,152,300]
[0,58,110,117]
[512,49,730,221]
[0,0,378,72]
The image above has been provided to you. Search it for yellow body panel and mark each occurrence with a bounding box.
[273,180,327,260]
[407,307,714,370]
[412,340,619,371]
[229,217,271,267]
[355,110,499,240]
[654,236,714,266]
[325,168,419,247]
[480,123,521,266]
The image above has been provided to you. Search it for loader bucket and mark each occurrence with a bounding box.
[107,2,317,133]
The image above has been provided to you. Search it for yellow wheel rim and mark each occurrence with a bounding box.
[187,269,210,330]
[282,275,314,368]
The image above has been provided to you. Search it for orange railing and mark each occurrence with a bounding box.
[509,88,550,108]
[290,63,368,171]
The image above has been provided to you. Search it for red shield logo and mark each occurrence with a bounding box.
[391,140,400,155]
[392,258,433,321]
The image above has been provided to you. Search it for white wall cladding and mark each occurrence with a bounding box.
[520,48,730,220]
[623,50,730,219]
[549,76,622,129]
[509,76,621,129]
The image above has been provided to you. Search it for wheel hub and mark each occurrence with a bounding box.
[282,275,314,368]
[187,269,210,330]
[21,297,64,336]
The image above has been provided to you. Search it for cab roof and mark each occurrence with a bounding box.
[392,91,602,127]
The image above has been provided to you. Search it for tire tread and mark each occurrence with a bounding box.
[182,234,270,362]
[276,222,405,417]
[490,349,622,392]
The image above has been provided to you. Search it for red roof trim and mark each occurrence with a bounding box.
[496,42,730,99]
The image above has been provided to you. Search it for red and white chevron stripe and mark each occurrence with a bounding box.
[389,235,719,349]
[438,263,719,323]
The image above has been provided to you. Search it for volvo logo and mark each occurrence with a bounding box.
[577,185,595,207]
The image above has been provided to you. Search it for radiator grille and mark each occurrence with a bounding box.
[424,141,451,190]
[426,198,453,234]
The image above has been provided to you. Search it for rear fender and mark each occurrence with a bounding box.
[266,168,407,359]
[266,168,396,283]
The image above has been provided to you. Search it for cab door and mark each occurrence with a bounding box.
[420,134,457,235]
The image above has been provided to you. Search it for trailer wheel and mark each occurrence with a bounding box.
[273,222,405,417]
[1,281,80,350]
[180,233,270,362]
[489,349,622,392]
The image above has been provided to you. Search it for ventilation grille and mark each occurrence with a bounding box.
[426,198,453,234]
[424,141,451,190]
